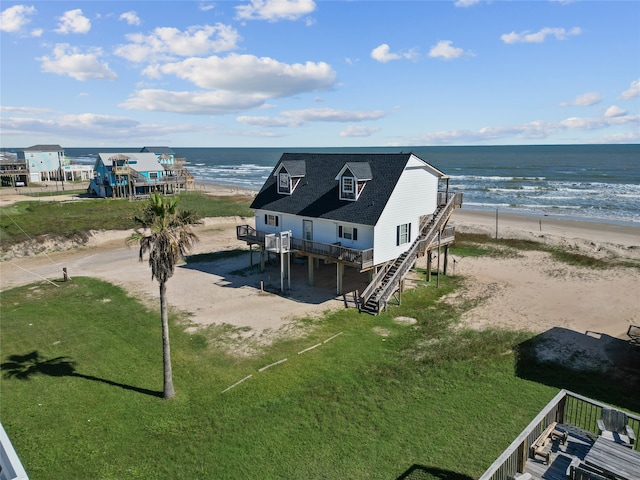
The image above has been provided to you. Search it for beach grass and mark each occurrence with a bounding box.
[2,272,637,480]
[454,232,636,269]
[0,192,252,249]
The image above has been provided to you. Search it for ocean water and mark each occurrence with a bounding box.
[62,144,640,226]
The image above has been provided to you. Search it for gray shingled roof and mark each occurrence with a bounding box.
[21,145,64,152]
[98,152,163,172]
[342,162,372,180]
[278,160,306,177]
[251,152,440,226]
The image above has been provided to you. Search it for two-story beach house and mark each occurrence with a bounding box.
[237,152,462,314]
[17,144,66,184]
[89,148,191,199]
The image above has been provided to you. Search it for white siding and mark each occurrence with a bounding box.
[373,154,440,265]
[254,209,374,250]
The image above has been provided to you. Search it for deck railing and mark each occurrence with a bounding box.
[0,422,28,480]
[438,190,463,207]
[478,389,640,480]
[236,225,374,269]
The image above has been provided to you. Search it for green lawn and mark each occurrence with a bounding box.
[2,232,638,479]
[0,272,552,479]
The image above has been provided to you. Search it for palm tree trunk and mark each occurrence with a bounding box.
[160,281,175,399]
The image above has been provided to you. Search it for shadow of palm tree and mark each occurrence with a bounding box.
[1,351,163,398]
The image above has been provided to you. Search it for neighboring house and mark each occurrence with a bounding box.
[141,146,195,189]
[88,151,188,198]
[0,153,29,187]
[141,146,175,164]
[237,152,462,313]
[17,145,66,184]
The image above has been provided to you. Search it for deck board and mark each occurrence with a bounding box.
[524,425,594,480]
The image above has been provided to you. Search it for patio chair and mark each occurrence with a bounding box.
[570,464,609,480]
[597,407,636,447]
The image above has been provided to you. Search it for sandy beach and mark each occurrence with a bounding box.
[1,183,639,353]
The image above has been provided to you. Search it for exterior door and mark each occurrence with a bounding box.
[303,219,313,241]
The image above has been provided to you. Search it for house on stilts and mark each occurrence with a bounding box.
[88,147,193,199]
[236,152,463,314]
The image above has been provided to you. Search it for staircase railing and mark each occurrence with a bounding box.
[359,192,462,313]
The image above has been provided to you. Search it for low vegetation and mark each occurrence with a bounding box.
[0,191,253,251]
[455,232,635,269]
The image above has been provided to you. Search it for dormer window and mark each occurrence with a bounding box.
[279,171,291,194]
[341,176,355,199]
[275,160,305,195]
[336,162,372,201]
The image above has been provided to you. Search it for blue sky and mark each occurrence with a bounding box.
[1,0,638,147]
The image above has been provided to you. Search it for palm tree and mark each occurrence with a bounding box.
[127,192,199,399]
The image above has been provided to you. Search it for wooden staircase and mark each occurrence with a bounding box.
[358,192,462,315]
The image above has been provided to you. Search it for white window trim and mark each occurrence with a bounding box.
[278,171,290,194]
[340,176,356,201]
[397,223,411,245]
[338,225,358,241]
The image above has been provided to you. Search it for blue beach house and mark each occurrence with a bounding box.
[141,146,194,188]
[89,151,189,199]
[17,144,66,184]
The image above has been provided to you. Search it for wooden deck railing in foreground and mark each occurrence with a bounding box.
[478,389,640,480]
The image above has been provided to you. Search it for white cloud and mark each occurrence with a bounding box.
[120,89,269,114]
[31,28,42,37]
[0,110,208,143]
[237,116,304,127]
[340,125,380,137]
[237,108,385,128]
[149,53,336,97]
[1,105,53,115]
[620,79,640,100]
[114,24,240,63]
[2,113,137,136]
[0,4,36,33]
[591,132,640,144]
[119,11,141,26]
[454,0,481,7]
[236,0,316,22]
[560,92,602,107]
[38,44,117,81]
[283,107,385,122]
[55,9,91,34]
[501,27,581,44]
[428,40,468,60]
[410,113,639,145]
[604,105,627,118]
[199,3,215,12]
[371,44,417,63]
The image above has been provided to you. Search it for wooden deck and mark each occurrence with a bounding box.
[525,424,595,480]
